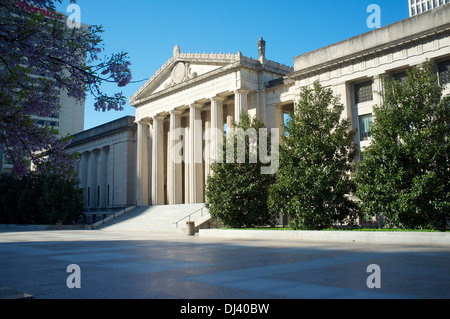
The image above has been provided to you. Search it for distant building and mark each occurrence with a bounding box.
[409,0,450,16]
[0,2,86,173]
[66,116,137,210]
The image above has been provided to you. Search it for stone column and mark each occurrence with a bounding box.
[95,149,102,208]
[234,89,248,123]
[86,151,97,208]
[189,104,204,203]
[136,120,149,206]
[275,104,285,143]
[88,149,99,208]
[99,147,108,208]
[106,145,114,208]
[78,153,87,188]
[168,110,183,204]
[204,116,211,181]
[210,96,224,163]
[184,116,190,203]
[79,153,88,208]
[152,116,165,205]
[226,103,234,131]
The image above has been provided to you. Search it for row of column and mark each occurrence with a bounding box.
[136,90,249,206]
[78,146,110,209]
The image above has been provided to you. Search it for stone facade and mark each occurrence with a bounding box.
[66,116,137,210]
[70,5,450,209]
[130,5,450,207]
[130,38,293,206]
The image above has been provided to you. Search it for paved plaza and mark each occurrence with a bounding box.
[0,229,449,300]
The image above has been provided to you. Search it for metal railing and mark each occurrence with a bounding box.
[174,205,209,228]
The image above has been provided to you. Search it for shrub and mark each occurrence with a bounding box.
[0,173,83,225]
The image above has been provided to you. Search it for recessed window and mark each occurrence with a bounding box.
[359,114,373,141]
[354,81,373,104]
[438,60,450,85]
[392,71,407,84]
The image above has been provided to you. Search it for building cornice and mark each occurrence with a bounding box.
[290,4,450,80]
[130,49,293,107]
[66,116,136,149]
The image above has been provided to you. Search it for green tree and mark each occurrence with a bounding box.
[355,63,450,230]
[268,81,359,230]
[206,113,278,228]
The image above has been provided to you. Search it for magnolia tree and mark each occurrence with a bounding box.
[355,63,450,230]
[268,82,360,230]
[0,0,132,176]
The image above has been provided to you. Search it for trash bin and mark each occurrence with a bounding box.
[186,221,196,236]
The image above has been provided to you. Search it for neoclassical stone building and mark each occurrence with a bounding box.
[130,4,450,207]
[69,4,450,210]
[130,38,294,206]
[67,116,137,209]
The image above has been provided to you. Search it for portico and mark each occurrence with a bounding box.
[130,40,293,206]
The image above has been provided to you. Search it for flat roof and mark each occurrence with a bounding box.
[67,116,136,148]
[293,4,450,73]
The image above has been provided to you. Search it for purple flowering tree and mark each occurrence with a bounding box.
[0,0,132,177]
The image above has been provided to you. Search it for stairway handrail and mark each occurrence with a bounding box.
[174,205,208,228]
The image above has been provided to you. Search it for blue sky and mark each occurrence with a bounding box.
[56,0,410,130]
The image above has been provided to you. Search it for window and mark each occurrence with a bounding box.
[359,114,373,141]
[354,81,373,104]
[392,71,407,84]
[438,60,450,85]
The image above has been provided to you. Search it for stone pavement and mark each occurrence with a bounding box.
[0,229,449,301]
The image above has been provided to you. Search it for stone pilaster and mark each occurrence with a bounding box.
[234,89,248,123]
[373,74,384,107]
[275,104,285,143]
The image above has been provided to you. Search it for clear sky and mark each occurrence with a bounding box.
[56,0,410,130]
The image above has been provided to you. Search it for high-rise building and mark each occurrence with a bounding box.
[409,0,450,16]
[0,1,86,174]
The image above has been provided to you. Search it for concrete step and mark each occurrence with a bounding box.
[99,204,207,232]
